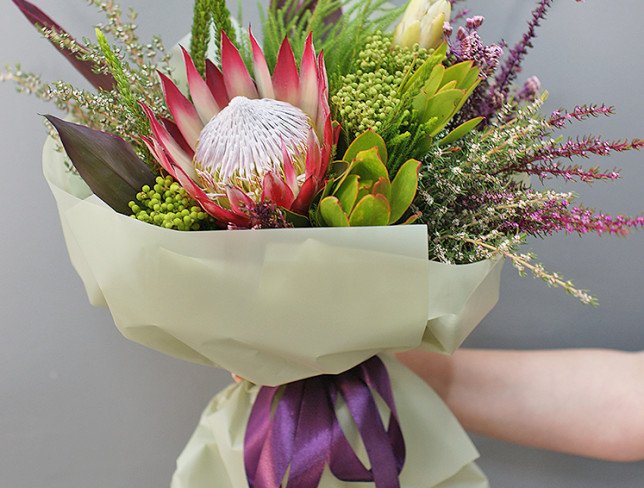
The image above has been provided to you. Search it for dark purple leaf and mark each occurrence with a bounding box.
[46,116,155,215]
[12,0,115,91]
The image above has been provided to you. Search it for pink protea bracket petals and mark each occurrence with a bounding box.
[140,102,197,180]
[141,136,176,178]
[181,46,220,123]
[320,116,339,175]
[158,71,203,150]
[262,171,296,208]
[221,32,259,99]
[316,51,331,136]
[304,130,323,179]
[291,176,318,215]
[249,27,275,99]
[281,142,298,193]
[205,60,231,109]
[272,37,300,106]
[299,33,320,123]
[161,117,194,158]
[173,165,249,227]
[226,186,254,214]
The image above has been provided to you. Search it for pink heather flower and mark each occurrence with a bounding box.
[463,192,643,238]
[516,76,541,102]
[496,161,621,184]
[141,31,339,228]
[548,104,615,128]
[452,26,503,79]
[527,137,644,163]
[523,204,644,237]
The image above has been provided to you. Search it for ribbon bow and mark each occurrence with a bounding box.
[244,356,405,488]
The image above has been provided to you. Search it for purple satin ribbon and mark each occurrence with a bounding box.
[244,356,405,488]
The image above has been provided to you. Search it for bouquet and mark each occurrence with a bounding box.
[4,0,642,486]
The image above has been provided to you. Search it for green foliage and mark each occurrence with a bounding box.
[333,37,483,173]
[95,28,149,138]
[7,1,172,164]
[191,0,213,76]
[191,0,236,71]
[415,97,551,264]
[316,131,420,227]
[130,176,214,231]
[260,0,407,89]
[212,0,235,54]
[332,32,430,140]
[411,59,481,140]
[7,3,172,166]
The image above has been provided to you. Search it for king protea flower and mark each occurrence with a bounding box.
[141,31,339,228]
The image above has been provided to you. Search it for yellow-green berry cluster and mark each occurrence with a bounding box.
[332,32,431,137]
[129,176,213,231]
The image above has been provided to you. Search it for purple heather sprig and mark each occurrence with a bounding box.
[446,15,505,123]
[465,189,643,237]
[449,16,504,79]
[494,135,641,183]
[527,137,644,163]
[477,0,584,119]
[516,76,542,103]
[491,0,553,98]
[451,8,470,24]
[519,201,644,237]
[509,162,620,183]
[549,104,615,128]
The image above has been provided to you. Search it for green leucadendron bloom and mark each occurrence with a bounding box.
[317,131,421,227]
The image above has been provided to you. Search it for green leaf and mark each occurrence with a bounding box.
[442,61,475,89]
[343,130,388,163]
[348,194,391,227]
[389,159,420,224]
[46,116,155,215]
[461,66,481,91]
[319,196,350,227]
[402,43,447,93]
[335,174,360,214]
[416,89,464,126]
[401,212,422,225]
[419,64,445,100]
[371,176,392,201]
[438,117,484,146]
[351,148,389,184]
[451,77,482,118]
[283,209,310,227]
[437,80,458,93]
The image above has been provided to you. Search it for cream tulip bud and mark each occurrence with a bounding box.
[393,0,452,50]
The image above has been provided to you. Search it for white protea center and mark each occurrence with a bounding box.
[194,96,314,196]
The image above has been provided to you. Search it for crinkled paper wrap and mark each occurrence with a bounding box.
[44,134,500,487]
[44,135,503,386]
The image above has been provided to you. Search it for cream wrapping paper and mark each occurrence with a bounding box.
[44,130,501,486]
[43,134,503,385]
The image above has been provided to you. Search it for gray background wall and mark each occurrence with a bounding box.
[1,0,642,487]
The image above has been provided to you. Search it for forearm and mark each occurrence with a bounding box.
[396,349,644,462]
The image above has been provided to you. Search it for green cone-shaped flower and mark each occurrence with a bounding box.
[317,131,420,227]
